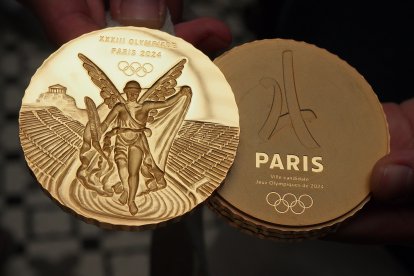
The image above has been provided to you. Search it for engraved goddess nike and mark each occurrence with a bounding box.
[76,54,192,215]
[19,27,240,228]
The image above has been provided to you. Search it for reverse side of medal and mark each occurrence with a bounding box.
[211,39,388,238]
[19,27,240,229]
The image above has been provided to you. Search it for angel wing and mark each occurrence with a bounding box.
[84,96,109,161]
[138,59,187,103]
[78,53,126,108]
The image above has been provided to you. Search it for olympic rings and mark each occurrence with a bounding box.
[266,192,313,215]
[118,61,153,77]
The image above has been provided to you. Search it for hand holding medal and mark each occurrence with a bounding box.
[18,0,231,53]
[17,0,414,243]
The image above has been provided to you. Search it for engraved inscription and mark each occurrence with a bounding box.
[111,48,136,56]
[128,39,177,49]
[99,36,126,44]
[110,48,163,57]
[255,152,323,172]
[101,35,175,57]
[255,174,324,190]
[139,50,162,58]
[98,35,177,49]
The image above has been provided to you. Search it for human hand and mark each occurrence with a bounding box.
[17,0,231,53]
[329,98,414,243]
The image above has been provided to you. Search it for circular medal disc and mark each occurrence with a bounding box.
[19,27,240,229]
[211,39,389,239]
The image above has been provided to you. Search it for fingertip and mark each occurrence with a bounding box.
[195,35,232,54]
[166,0,183,23]
[51,16,100,46]
[175,17,232,53]
[22,0,103,46]
[382,102,413,150]
[371,156,414,202]
[325,202,414,244]
[109,0,167,29]
[86,0,106,27]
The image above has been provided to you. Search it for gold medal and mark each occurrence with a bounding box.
[19,27,240,229]
[210,39,389,239]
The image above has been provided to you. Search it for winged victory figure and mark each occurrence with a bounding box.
[75,53,192,215]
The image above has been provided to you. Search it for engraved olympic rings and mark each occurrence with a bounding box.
[266,192,313,215]
[118,61,153,77]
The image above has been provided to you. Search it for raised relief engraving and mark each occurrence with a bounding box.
[20,53,239,221]
[244,50,320,148]
[266,192,313,215]
[118,61,154,77]
[77,53,192,215]
[256,153,323,172]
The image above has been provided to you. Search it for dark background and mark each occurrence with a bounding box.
[1,0,413,275]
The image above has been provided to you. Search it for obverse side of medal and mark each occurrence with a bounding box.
[211,39,388,239]
[19,27,239,229]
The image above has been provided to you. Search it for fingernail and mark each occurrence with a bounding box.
[114,0,166,29]
[379,164,414,200]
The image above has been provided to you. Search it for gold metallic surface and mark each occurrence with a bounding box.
[19,27,239,229]
[212,39,389,238]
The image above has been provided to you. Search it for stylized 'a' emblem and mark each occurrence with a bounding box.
[256,50,320,149]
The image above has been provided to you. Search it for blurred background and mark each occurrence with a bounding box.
[1,0,414,275]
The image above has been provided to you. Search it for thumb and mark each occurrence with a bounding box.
[371,150,414,202]
[110,0,166,28]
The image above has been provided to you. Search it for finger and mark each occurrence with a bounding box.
[401,98,414,131]
[19,0,105,45]
[371,150,414,202]
[175,18,232,53]
[382,102,414,150]
[326,202,414,244]
[370,101,414,202]
[86,0,106,26]
[110,0,167,28]
[166,0,183,23]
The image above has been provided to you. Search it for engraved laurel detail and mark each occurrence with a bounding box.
[118,61,154,77]
[266,192,313,215]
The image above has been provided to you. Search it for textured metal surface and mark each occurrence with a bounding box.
[212,39,388,238]
[0,1,412,276]
[19,27,239,229]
